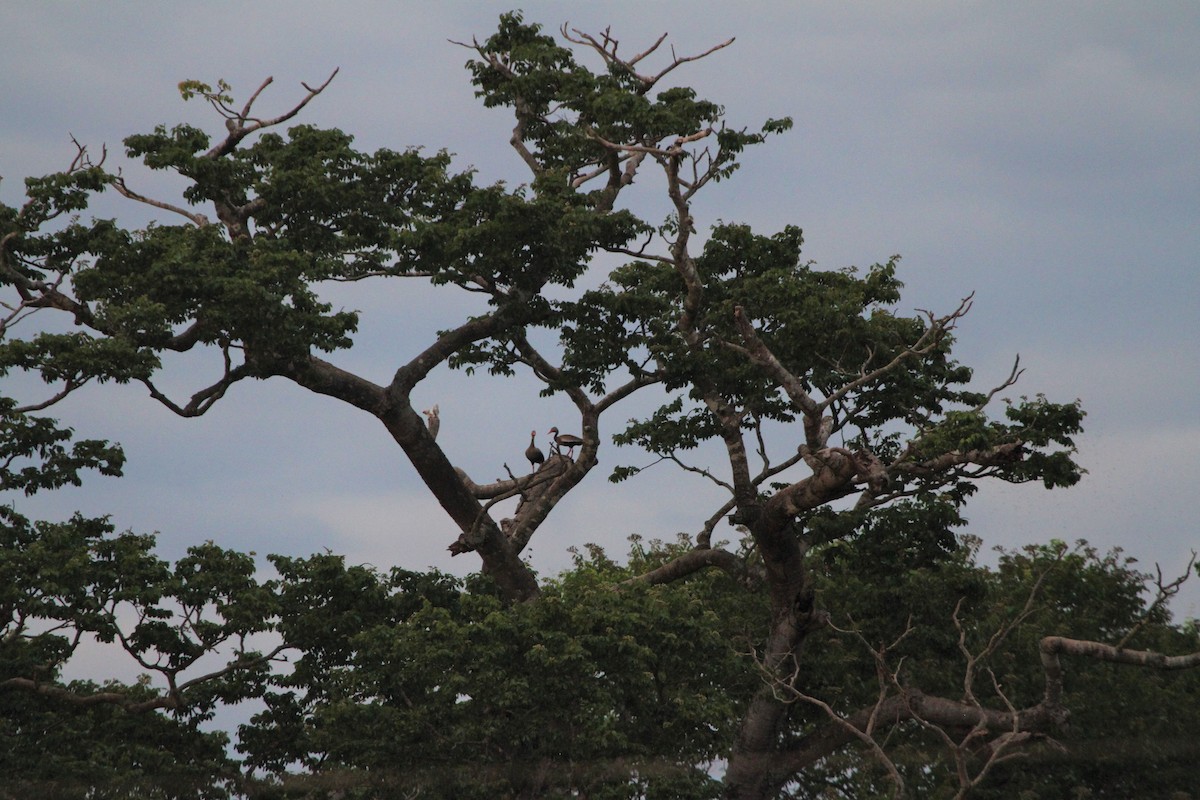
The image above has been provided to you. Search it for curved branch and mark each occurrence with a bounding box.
[454,41,544,178]
[507,96,545,178]
[624,547,743,586]
[140,361,252,418]
[595,370,660,414]
[162,319,210,352]
[697,497,738,549]
[667,453,733,492]
[1040,636,1200,708]
[14,378,87,413]
[971,355,1024,414]
[390,305,526,398]
[110,174,211,227]
[509,330,593,411]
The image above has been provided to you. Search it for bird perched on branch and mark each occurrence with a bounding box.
[422,405,440,440]
[548,427,584,458]
[525,430,545,470]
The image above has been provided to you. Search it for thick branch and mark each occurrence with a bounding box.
[899,441,1026,477]
[625,547,743,586]
[1040,636,1200,707]
[390,306,524,398]
[456,459,566,501]
[0,677,182,713]
[505,451,593,556]
[763,448,859,527]
[731,305,821,441]
[271,354,535,601]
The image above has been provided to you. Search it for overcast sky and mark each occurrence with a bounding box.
[3,2,1199,619]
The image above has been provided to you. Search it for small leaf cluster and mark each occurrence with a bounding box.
[0,399,124,495]
[468,14,729,181]
[1,506,275,684]
[5,167,108,242]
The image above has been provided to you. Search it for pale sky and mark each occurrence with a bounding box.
[3,2,1199,617]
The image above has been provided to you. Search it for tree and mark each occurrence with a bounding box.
[0,410,264,799]
[2,13,1198,799]
[229,536,1200,800]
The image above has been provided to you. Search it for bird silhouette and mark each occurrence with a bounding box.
[525,430,546,470]
[548,427,584,458]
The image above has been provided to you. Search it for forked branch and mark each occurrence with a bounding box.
[560,24,733,95]
[140,359,251,417]
[823,294,974,412]
[205,69,339,159]
[1114,552,1197,650]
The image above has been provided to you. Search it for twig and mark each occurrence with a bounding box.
[1115,552,1197,650]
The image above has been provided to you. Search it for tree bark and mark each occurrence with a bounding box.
[278,353,540,602]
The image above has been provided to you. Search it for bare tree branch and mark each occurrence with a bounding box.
[110,173,211,227]
[624,547,743,586]
[823,294,974,412]
[560,25,733,94]
[1115,552,1196,650]
[1041,635,1200,709]
[205,69,339,160]
[140,361,251,418]
[13,379,87,413]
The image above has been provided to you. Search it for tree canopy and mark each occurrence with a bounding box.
[2,13,1198,800]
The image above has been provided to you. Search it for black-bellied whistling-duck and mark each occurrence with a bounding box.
[548,427,584,458]
[525,430,545,469]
